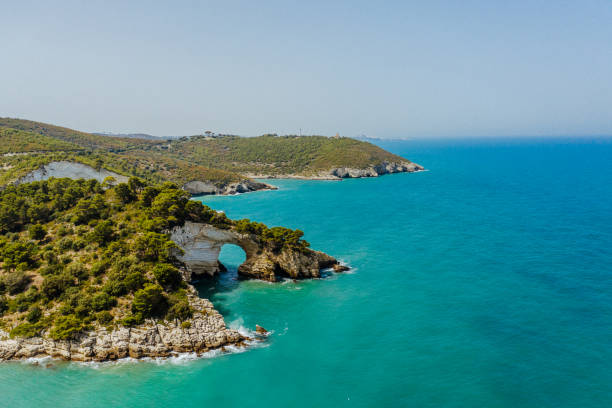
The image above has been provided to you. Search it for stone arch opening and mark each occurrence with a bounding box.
[170,221,338,282]
[218,243,247,273]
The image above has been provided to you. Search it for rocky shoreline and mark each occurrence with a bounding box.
[0,221,347,362]
[182,179,276,195]
[0,286,245,362]
[245,160,425,180]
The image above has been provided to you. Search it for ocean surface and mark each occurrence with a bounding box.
[1,137,611,407]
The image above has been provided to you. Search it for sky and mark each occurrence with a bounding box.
[1,0,611,138]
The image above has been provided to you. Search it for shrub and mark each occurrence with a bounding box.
[1,242,37,270]
[102,279,127,297]
[134,232,177,262]
[3,271,31,295]
[89,220,115,246]
[91,292,116,312]
[121,313,144,327]
[26,305,42,323]
[49,315,87,340]
[66,263,89,283]
[153,263,182,290]
[41,273,73,300]
[167,298,192,321]
[90,260,109,276]
[12,288,39,312]
[132,284,167,318]
[57,237,73,252]
[28,224,47,241]
[56,225,73,237]
[114,183,135,204]
[10,322,41,338]
[0,296,7,316]
[96,310,113,325]
[124,270,145,293]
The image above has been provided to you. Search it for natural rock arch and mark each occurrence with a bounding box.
[170,221,339,282]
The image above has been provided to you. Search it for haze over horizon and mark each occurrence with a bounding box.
[2,1,611,139]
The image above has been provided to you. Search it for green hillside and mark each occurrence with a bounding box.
[0,117,420,187]
[158,134,413,176]
[0,177,308,339]
[0,118,156,151]
[0,119,244,188]
[0,128,83,154]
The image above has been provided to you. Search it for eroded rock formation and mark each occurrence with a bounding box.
[170,221,339,282]
[15,161,129,185]
[183,179,275,195]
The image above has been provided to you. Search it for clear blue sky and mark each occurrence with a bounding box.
[1,0,611,138]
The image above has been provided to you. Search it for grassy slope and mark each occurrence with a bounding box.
[0,118,154,150]
[0,119,244,186]
[0,128,83,154]
[160,135,412,175]
[0,117,417,182]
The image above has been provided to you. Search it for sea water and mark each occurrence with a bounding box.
[0,138,611,407]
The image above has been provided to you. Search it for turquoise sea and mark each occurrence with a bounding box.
[1,138,611,407]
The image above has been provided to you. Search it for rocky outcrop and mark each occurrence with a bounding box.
[183,179,276,195]
[170,221,340,282]
[244,160,424,180]
[13,161,275,196]
[0,287,243,361]
[326,161,424,179]
[15,161,129,185]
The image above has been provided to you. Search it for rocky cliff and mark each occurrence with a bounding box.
[0,287,243,361]
[0,221,342,361]
[170,221,340,282]
[326,160,424,179]
[245,160,424,180]
[15,161,129,185]
[182,179,275,195]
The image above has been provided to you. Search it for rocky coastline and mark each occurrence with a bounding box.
[182,179,276,196]
[245,160,424,180]
[0,286,244,362]
[0,222,346,362]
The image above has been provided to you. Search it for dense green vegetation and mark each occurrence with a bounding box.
[0,118,153,151]
[0,118,245,187]
[0,118,415,187]
[0,177,310,339]
[0,128,83,154]
[160,134,411,175]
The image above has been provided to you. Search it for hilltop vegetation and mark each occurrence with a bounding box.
[0,119,246,188]
[155,134,412,176]
[0,128,82,154]
[0,118,153,151]
[0,177,309,340]
[0,118,418,187]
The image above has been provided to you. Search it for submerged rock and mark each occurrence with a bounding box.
[332,264,350,272]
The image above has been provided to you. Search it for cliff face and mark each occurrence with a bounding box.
[15,161,129,185]
[170,221,339,282]
[326,161,424,179]
[244,160,425,180]
[0,287,243,361]
[182,179,276,195]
